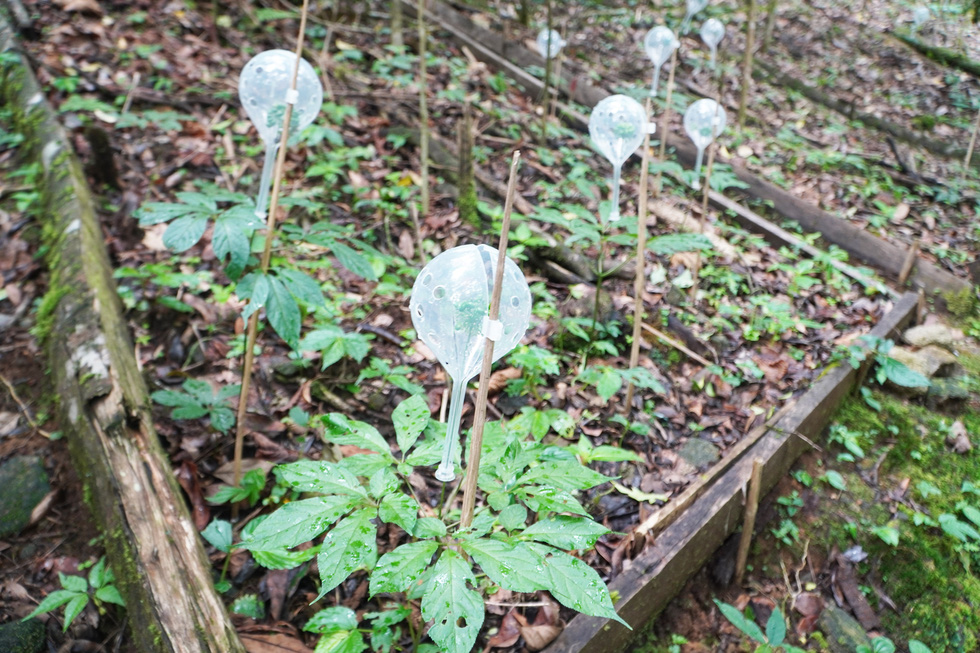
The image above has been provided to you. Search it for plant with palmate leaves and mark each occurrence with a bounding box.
[234,395,628,653]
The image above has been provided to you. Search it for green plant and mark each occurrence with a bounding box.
[714,601,804,652]
[151,379,240,433]
[833,335,931,390]
[233,395,627,653]
[23,557,125,631]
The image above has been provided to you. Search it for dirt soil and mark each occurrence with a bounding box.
[2,0,980,651]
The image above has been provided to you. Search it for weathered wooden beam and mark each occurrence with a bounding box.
[0,15,246,653]
[890,30,980,80]
[546,291,920,653]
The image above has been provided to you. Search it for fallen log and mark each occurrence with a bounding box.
[0,15,246,653]
[890,30,980,80]
[411,0,970,301]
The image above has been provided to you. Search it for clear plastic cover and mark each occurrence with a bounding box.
[681,0,710,34]
[588,94,647,168]
[684,98,727,151]
[409,244,532,482]
[643,26,680,97]
[536,28,565,59]
[700,18,725,50]
[912,6,930,28]
[238,50,324,146]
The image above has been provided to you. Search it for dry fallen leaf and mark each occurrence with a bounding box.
[520,623,562,651]
[487,367,522,395]
[487,609,523,648]
[54,0,102,14]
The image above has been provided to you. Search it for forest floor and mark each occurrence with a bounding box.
[1,0,979,651]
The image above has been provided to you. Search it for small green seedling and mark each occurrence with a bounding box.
[23,557,125,631]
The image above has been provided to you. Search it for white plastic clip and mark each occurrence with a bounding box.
[645,122,657,135]
[482,317,504,342]
[285,88,299,105]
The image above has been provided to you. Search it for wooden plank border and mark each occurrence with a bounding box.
[0,12,246,653]
[546,291,920,653]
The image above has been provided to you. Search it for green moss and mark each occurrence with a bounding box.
[30,282,69,344]
[944,287,977,319]
[823,390,980,652]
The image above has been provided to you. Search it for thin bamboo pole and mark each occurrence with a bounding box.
[459,152,522,529]
[234,0,311,492]
[734,458,764,586]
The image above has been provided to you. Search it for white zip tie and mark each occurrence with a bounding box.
[645,122,657,135]
[285,88,299,104]
[482,317,504,341]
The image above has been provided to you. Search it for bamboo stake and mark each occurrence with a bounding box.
[460,151,522,529]
[234,0,312,493]
[965,106,980,170]
[652,48,679,204]
[737,0,756,131]
[539,0,554,146]
[689,139,717,301]
[734,458,764,586]
[418,0,431,215]
[625,97,654,410]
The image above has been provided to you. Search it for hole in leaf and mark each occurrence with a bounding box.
[456,617,467,628]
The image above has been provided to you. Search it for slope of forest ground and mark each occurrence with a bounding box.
[1,0,979,651]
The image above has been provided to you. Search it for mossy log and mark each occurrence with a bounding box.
[412,0,970,301]
[754,58,975,167]
[890,30,980,79]
[0,15,246,653]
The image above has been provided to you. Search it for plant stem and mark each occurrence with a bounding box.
[233,0,312,495]
[625,97,653,410]
[539,0,553,146]
[653,48,678,201]
[459,151,521,530]
[738,0,756,132]
[418,0,430,216]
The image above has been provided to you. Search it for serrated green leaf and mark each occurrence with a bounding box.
[462,539,547,593]
[378,493,419,533]
[240,273,271,320]
[421,550,484,653]
[872,525,900,547]
[370,541,439,596]
[522,516,610,550]
[517,461,613,492]
[368,467,400,500]
[393,395,429,454]
[908,640,933,653]
[266,277,301,347]
[648,233,713,255]
[163,214,209,252]
[586,444,643,463]
[209,406,235,433]
[765,607,786,647]
[321,414,392,457]
[212,213,252,277]
[278,268,325,306]
[275,460,367,497]
[714,600,766,644]
[94,585,125,607]
[878,356,930,388]
[497,504,528,531]
[314,630,366,653]
[305,606,359,633]
[337,454,390,478]
[332,241,378,280]
[413,517,447,538]
[60,573,87,593]
[251,546,318,570]
[135,201,201,225]
[172,404,209,420]
[595,368,622,401]
[961,504,980,528]
[518,485,589,516]
[916,480,942,499]
[240,495,357,551]
[22,589,83,621]
[201,519,233,553]
[528,544,627,627]
[230,593,265,619]
[315,510,378,600]
[821,470,847,491]
[939,513,980,542]
[62,594,89,631]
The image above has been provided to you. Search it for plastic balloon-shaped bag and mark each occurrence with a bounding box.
[683,98,727,189]
[589,94,648,222]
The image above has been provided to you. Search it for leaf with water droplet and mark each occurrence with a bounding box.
[522,516,610,551]
[421,550,484,653]
[240,495,357,551]
[393,395,429,454]
[321,413,393,458]
[518,485,589,516]
[517,460,614,492]
[378,493,419,534]
[370,540,438,597]
[314,509,378,601]
[526,543,629,628]
[461,539,547,593]
[412,517,447,539]
[274,461,366,497]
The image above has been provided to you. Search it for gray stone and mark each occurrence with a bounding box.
[817,604,872,653]
[0,456,50,538]
[678,437,720,469]
[0,619,46,653]
[927,378,972,405]
[888,345,959,379]
[903,324,966,349]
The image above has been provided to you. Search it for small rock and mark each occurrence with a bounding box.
[888,345,958,379]
[677,437,720,469]
[946,420,973,454]
[927,378,971,406]
[817,604,872,653]
[0,619,46,653]
[903,324,966,349]
[0,457,51,538]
